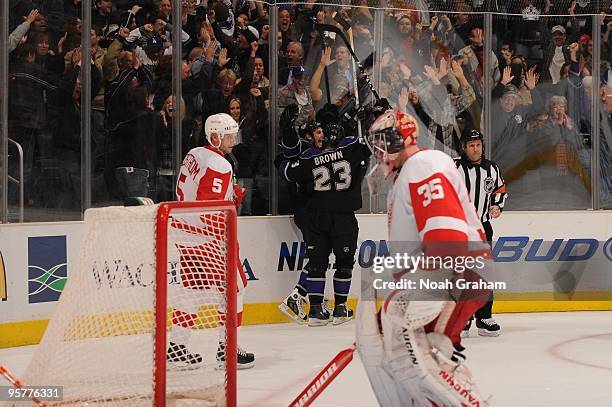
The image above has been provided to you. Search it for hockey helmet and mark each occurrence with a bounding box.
[366,109,419,161]
[462,128,484,145]
[205,113,241,147]
[323,122,345,147]
[461,128,485,161]
[298,120,322,139]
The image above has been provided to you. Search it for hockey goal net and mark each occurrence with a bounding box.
[20,201,237,406]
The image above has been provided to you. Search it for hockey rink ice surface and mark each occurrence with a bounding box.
[1,311,611,406]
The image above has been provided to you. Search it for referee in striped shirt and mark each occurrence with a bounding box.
[454,129,508,337]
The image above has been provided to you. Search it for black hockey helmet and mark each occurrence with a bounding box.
[323,122,345,147]
[462,128,484,144]
[298,120,322,139]
[316,103,340,128]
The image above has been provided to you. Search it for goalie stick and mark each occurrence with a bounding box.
[289,343,356,407]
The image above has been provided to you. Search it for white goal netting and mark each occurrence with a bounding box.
[17,203,236,406]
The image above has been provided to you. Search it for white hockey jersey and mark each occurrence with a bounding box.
[176,146,234,202]
[387,149,488,250]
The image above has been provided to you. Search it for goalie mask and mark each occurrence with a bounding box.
[366,109,419,162]
[364,109,419,195]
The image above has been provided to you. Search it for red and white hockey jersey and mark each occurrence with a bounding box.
[173,145,247,324]
[387,149,488,251]
[176,146,234,202]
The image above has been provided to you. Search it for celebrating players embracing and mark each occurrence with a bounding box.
[279,114,371,327]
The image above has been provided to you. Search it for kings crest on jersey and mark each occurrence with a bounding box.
[279,135,371,212]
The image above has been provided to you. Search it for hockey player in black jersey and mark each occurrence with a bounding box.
[278,115,371,326]
[276,106,333,324]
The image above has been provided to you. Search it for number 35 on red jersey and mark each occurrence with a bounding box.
[387,150,487,248]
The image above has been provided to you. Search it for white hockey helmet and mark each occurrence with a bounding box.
[205,113,240,147]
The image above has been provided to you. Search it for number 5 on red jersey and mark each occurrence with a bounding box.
[176,168,232,201]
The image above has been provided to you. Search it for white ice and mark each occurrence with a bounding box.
[1,311,611,406]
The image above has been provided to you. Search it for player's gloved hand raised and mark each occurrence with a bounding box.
[280,104,299,132]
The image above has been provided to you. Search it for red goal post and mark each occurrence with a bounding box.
[155,201,237,407]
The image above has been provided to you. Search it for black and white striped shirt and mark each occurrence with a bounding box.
[454,156,508,223]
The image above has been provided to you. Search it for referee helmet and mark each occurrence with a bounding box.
[462,129,485,149]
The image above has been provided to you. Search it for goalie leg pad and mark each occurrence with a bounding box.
[356,294,405,407]
[385,325,489,407]
[384,291,446,331]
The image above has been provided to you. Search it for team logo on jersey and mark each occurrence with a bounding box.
[28,236,68,304]
[484,177,495,193]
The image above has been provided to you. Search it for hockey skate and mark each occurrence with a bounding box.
[476,318,501,337]
[332,303,354,325]
[167,342,203,370]
[278,288,308,324]
[322,298,332,320]
[216,342,255,370]
[308,304,330,327]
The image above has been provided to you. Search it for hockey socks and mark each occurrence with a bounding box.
[307,268,326,306]
[295,270,309,297]
[333,267,352,305]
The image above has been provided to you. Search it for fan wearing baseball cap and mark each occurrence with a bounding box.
[540,4,577,84]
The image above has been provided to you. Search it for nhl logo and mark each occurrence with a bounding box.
[484,177,495,193]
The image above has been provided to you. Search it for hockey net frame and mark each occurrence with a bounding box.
[155,201,237,407]
[12,201,237,407]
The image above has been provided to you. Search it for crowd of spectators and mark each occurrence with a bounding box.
[5,0,612,219]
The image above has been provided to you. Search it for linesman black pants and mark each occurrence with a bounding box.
[475,221,494,319]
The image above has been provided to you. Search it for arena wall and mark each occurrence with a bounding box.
[0,212,610,348]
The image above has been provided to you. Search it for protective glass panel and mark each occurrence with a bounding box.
[91,1,170,207]
[491,8,593,210]
[373,6,487,212]
[7,2,82,221]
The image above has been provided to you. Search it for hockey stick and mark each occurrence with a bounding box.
[289,343,356,407]
[313,23,380,101]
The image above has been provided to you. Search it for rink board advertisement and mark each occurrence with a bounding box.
[0,211,610,347]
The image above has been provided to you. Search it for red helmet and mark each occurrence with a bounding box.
[366,109,419,160]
